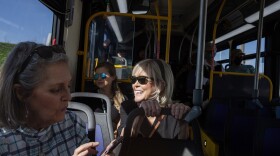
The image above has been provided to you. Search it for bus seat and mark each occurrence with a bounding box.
[253,118,280,156]
[67,101,96,141]
[210,72,272,103]
[200,129,219,156]
[199,98,230,156]
[224,108,259,156]
[71,92,114,156]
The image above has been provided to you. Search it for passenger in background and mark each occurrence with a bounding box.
[203,43,224,103]
[0,42,99,155]
[118,59,191,138]
[93,62,127,132]
[204,42,224,79]
[226,49,255,73]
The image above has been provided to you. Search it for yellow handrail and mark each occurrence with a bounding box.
[82,0,173,91]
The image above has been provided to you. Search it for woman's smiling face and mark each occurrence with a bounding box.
[132,70,156,103]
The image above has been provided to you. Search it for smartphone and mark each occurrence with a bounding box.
[101,136,124,155]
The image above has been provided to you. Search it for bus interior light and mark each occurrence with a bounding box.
[107,16,123,42]
[117,0,128,13]
[214,24,255,44]
[245,0,280,23]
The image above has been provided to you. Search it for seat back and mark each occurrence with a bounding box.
[210,72,272,102]
[224,108,259,156]
[71,92,114,156]
[67,101,96,141]
[253,118,280,156]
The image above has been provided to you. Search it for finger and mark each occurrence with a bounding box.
[175,106,181,119]
[81,147,98,156]
[73,142,99,155]
[171,104,176,116]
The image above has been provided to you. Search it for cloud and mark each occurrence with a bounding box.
[0,17,24,30]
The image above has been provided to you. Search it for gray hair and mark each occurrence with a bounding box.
[0,42,68,128]
[132,59,174,107]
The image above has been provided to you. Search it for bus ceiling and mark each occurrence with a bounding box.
[39,0,280,47]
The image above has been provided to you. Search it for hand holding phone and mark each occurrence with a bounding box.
[101,136,124,156]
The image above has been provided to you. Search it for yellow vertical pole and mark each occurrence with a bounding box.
[155,0,161,59]
[165,0,172,63]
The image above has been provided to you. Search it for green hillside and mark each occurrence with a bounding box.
[0,42,15,66]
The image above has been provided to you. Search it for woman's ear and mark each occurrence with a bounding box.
[13,84,25,101]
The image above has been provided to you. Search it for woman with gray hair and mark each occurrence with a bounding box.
[0,42,100,156]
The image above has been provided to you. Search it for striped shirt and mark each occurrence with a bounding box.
[0,111,89,156]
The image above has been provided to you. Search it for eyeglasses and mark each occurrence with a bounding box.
[93,73,107,80]
[17,45,66,76]
[130,76,153,85]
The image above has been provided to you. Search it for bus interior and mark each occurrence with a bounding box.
[2,0,280,155]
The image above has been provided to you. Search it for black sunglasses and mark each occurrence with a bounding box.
[93,73,107,80]
[130,76,153,85]
[17,45,66,75]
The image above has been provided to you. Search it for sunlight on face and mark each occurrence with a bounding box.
[95,67,115,89]
[132,70,156,103]
[26,62,72,129]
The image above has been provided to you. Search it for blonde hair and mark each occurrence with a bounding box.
[132,59,174,107]
[95,62,126,111]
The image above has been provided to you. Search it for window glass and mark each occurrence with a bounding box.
[0,0,53,67]
[214,49,229,61]
[243,57,264,73]
[237,38,265,55]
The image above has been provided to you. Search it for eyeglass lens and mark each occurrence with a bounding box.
[94,73,107,80]
[131,76,150,85]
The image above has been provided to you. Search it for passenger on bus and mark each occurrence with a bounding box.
[93,62,127,133]
[204,42,224,79]
[0,42,100,156]
[226,49,255,73]
[203,43,224,104]
[117,59,191,138]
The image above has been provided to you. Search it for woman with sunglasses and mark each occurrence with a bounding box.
[93,62,127,133]
[117,59,191,138]
[0,42,101,156]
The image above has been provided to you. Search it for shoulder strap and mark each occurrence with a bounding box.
[148,115,165,138]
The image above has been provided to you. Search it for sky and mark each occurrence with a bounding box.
[0,0,53,44]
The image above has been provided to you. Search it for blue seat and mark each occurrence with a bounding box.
[200,98,230,143]
[224,108,259,156]
[253,118,280,156]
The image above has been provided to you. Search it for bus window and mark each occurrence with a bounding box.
[243,58,265,73]
[237,38,266,73]
[237,38,265,55]
[215,49,230,61]
[0,1,53,44]
[0,1,53,68]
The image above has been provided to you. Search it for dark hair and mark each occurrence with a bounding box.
[95,62,125,110]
